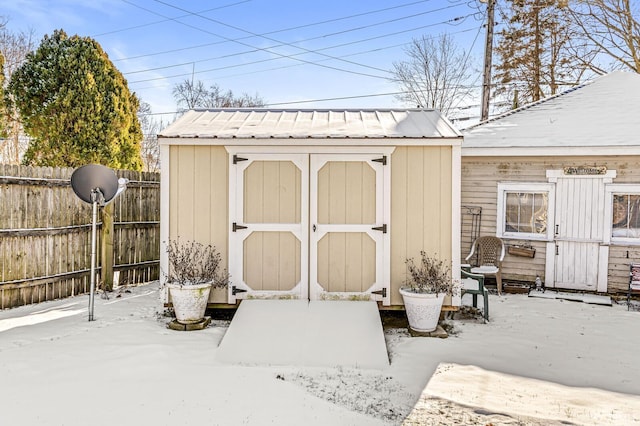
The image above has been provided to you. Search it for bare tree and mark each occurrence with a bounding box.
[0,19,35,164]
[203,84,265,108]
[138,101,162,173]
[390,33,476,117]
[172,79,208,111]
[567,0,640,73]
[173,79,265,112]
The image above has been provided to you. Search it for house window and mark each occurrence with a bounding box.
[606,184,640,243]
[612,194,640,238]
[497,183,555,241]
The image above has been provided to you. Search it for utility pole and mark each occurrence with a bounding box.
[480,0,495,122]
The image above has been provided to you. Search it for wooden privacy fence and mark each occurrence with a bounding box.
[0,164,160,309]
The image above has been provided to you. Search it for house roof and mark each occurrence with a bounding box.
[463,71,640,155]
[158,108,462,143]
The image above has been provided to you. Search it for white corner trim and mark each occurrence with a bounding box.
[159,145,170,302]
[451,146,461,279]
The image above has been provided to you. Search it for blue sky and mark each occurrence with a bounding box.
[2,0,489,120]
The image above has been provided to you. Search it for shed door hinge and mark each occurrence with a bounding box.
[233,155,248,164]
[372,156,387,166]
[372,224,387,233]
[232,222,248,232]
[232,286,247,296]
[371,288,387,298]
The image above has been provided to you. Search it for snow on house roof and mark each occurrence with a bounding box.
[463,71,640,155]
[158,108,462,143]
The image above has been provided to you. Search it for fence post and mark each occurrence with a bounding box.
[101,202,114,291]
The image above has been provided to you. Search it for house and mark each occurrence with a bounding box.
[158,109,463,307]
[462,71,640,294]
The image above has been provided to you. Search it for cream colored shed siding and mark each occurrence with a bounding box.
[317,162,376,225]
[244,161,301,224]
[169,145,229,302]
[242,160,302,291]
[316,161,377,293]
[461,155,640,291]
[391,146,453,305]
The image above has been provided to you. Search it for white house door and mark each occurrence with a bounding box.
[229,152,390,305]
[309,154,389,304]
[551,173,612,291]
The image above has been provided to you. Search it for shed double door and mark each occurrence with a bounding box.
[229,153,389,304]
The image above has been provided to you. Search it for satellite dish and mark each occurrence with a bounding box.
[70,164,122,322]
[71,164,119,204]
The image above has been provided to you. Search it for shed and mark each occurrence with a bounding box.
[159,109,462,307]
[462,71,640,294]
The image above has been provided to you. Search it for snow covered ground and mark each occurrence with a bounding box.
[0,282,639,425]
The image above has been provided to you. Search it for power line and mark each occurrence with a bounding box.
[95,0,252,38]
[113,0,442,62]
[125,13,480,84]
[123,4,469,76]
[150,0,455,77]
[139,83,487,117]
[120,0,389,80]
[129,25,483,90]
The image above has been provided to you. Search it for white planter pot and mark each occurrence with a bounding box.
[167,282,212,324]
[399,288,446,333]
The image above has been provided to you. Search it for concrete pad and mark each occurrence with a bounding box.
[216,300,389,369]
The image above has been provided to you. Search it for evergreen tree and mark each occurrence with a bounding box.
[494,0,588,105]
[8,29,142,170]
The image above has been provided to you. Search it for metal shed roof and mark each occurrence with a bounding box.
[159,108,461,142]
[463,71,640,155]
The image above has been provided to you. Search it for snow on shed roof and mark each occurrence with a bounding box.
[159,108,461,142]
[463,71,640,153]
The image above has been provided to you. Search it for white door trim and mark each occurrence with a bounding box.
[227,148,393,304]
[228,153,309,303]
[309,153,391,305]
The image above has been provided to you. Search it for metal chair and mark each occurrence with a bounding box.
[465,236,506,294]
[461,269,489,322]
[629,263,640,311]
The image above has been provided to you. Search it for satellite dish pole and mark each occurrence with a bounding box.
[71,165,127,321]
[88,188,105,321]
